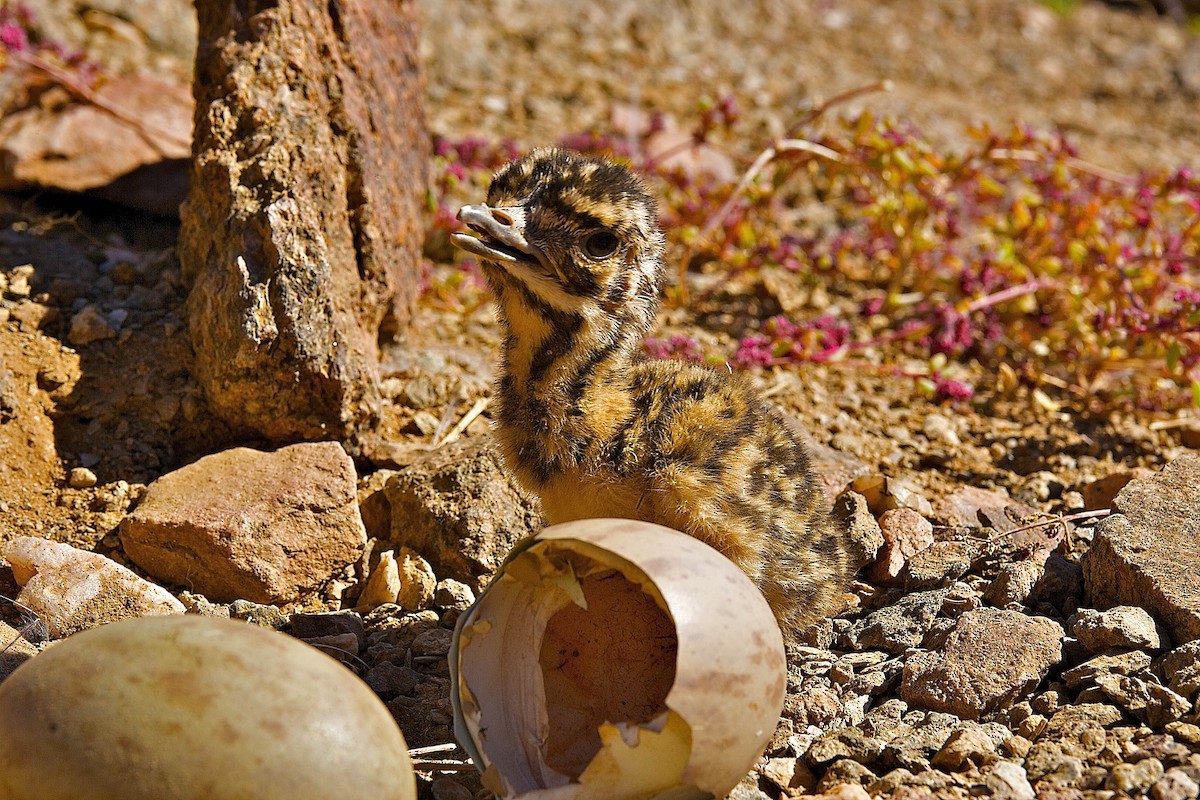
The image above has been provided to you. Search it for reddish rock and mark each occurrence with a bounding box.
[0,74,191,215]
[383,437,542,590]
[180,0,427,443]
[1079,468,1152,511]
[930,485,1039,531]
[804,441,872,511]
[831,490,884,570]
[901,608,1063,720]
[120,442,366,603]
[1083,456,1200,644]
[870,507,934,583]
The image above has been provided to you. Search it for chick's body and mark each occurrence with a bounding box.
[452,148,853,638]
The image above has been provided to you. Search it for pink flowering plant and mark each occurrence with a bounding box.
[425,92,1200,411]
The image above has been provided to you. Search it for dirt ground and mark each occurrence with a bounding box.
[1,0,1198,566]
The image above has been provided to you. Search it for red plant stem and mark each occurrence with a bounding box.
[964,279,1054,313]
[990,508,1111,541]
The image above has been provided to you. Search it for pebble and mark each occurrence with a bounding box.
[360,550,402,610]
[433,578,476,610]
[904,540,981,589]
[871,508,934,583]
[1062,651,1153,689]
[411,627,453,657]
[1161,640,1200,698]
[68,304,117,345]
[1073,606,1163,652]
[986,760,1035,800]
[395,547,437,611]
[922,413,961,446]
[841,588,949,654]
[1109,757,1166,795]
[832,490,884,568]
[363,662,420,697]
[849,474,933,517]
[67,466,97,489]
[1152,768,1200,800]
[984,558,1045,608]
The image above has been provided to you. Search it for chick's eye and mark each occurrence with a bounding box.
[584,231,619,259]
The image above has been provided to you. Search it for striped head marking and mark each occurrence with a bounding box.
[452,148,665,333]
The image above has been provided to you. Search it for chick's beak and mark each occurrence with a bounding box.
[451,204,546,269]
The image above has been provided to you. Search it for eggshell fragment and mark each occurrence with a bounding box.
[451,518,787,800]
[0,615,415,800]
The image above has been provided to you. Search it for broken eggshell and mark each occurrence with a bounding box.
[450,518,787,800]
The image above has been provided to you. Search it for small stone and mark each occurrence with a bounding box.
[760,756,817,794]
[303,632,360,661]
[984,558,1045,608]
[433,578,476,611]
[290,610,364,644]
[930,725,999,771]
[68,304,117,345]
[900,609,1063,720]
[849,474,932,517]
[229,600,288,629]
[1062,651,1153,688]
[67,467,97,489]
[816,759,876,792]
[1032,553,1084,615]
[1093,673,1191,727]
[363,662,420,697]
[1152,768,1200,800]
[384,438,542,589]
[842,588,949,654]
[930,485,1036,529]
[409,410,440,436]
[412,627,453,657]
[986,761,1035,800]
[831,490,883,569]
[359,550,402,609]
[5,265,33,297]
[904,540,980,589]
[870,507,934,584]
[807,727,886,766]
[726,777,771,800]
[1165,722,1200,747]
[1084,457,1200,644]
[1162,640,1200,698]
[1017,713,1047,740]
[1016,470,1063,504]
[178,592,231,617]
[3,536,183,638]
[10,300,56,331]
[922,413,960,446]
[395,547,436,611]
[1073,606,1163,652]
[1080,469,1152,511]
[1108,758,1166,796]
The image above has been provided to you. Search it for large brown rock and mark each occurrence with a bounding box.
[378,437,543,590]
[900,608,1063,720]
[180,0,427,442]
[119,442,366,603]
[1083,456,1200,644]
[0,74,192,215]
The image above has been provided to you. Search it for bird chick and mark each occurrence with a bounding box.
[452,147,853,639]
